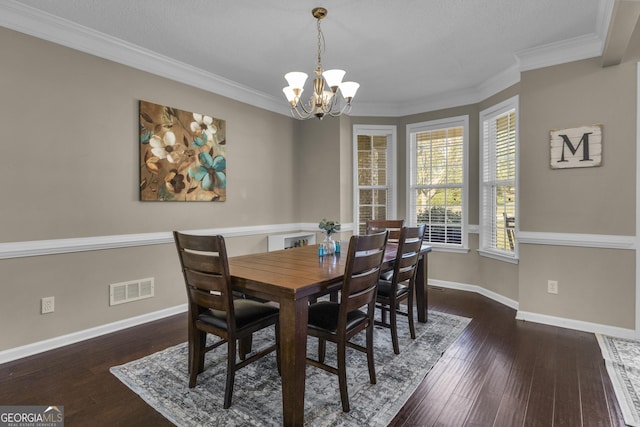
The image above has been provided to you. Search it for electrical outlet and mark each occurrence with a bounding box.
[41,296,55,314]
[547,280,558,294]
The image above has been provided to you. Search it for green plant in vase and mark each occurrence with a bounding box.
[318,219,340,255]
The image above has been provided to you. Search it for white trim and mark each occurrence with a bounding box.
[429,279,519,311]
[636,62,640,333]
[406,115,469,250]
[515,33,604,72]
[477,249,519,264]
[479,95,520,259]
[0,0,613,119]
[0,222,355,259]
[0,304,187,364]
[429,246,470,254]
[0,0,288,117]
[4,273,635,363]
[516,310,638,340]
[352,125,398,230]
[431,278,639,339]
[518,231,635,250]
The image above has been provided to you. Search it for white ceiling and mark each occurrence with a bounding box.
[1,0,614,117]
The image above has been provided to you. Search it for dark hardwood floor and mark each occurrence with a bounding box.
[0,287,626,426]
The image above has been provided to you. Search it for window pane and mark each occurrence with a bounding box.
[410,120,466,247]
[481,101,517,255]
[358,169,371,186]
[357,135,371,151]
[359,189,372,205]
[356,130,392,233]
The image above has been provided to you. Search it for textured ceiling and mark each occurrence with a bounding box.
[3,0,612,116]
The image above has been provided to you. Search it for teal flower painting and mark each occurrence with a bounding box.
[139,100,226,201]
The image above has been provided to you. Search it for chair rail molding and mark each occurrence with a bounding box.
[0,223,355,259]
[517,231,635,250]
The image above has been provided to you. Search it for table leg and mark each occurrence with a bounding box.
[279,296,308,426]
[416,253,428,323]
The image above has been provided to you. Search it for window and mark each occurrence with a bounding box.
[408,116,468,250]
[479,96,518,262]
[353,125,396,235]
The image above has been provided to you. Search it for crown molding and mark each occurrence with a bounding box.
[0,0,290,116]
[515,33,605,72]
[0,0,612,118]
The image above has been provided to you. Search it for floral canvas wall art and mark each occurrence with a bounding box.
[139,100,226,201]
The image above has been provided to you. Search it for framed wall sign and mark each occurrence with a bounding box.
[139,100,226,201]
[550,125,602,169]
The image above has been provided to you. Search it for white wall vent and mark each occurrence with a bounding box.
[109,277,154,306]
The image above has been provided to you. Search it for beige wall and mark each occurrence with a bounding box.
[518,244,635,327]
[517,58,637,328]
[352,62,637,328]
[1,23,638,353]
[0,27,299,350]
[519,59,636,235]
[0,28,298,241]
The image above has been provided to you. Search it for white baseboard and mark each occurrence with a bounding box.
[429,279,519,311]
[430,279,639,339]
[0,304,187,364]
[3,278,638,365]
[516,310,639,340]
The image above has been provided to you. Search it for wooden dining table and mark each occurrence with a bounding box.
[228,241,432,426]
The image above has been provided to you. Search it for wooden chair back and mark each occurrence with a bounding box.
[365,219,404,242]
[173,232,235,336]
[340,231,389,323]
[392,225,426,286]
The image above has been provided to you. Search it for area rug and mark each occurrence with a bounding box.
[596,334,640,426]
[111,310,470,426]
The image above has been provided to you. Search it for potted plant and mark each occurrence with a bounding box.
[318,219,341,254]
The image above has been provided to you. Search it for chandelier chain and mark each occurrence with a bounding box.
[316,18,325,70]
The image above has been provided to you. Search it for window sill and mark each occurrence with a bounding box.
[477,249,519,264]
[429,245,470,254]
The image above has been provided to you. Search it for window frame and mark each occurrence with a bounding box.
[479,95,519,263]
[407,116,469,252]
[352,125,397,234]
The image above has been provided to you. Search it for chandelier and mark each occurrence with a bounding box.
[282,7,359,120]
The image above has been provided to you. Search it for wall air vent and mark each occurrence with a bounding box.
[109,277,154,306]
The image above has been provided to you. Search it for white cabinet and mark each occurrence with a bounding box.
[268,232,316,251]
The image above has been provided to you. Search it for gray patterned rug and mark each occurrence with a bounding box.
[597,334,640,426]
[111,310,470,426]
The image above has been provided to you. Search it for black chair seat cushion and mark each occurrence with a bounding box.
[377,280,409,299]
[379,269,394,281]
[199,299,278,330]
[308,301,367,333]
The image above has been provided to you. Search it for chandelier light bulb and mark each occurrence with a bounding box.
[322,69,346,91]
[284,72,308,91]
[339,81,360,102]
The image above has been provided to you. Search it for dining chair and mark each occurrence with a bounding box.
[306,230,389,412]
[173,231,279,409]
[375,225,426,354]
[366,219,405,281]
[365,219,404,242]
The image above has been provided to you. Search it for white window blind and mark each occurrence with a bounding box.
[480,96,518,261]
[353,125,396,235]
[408,116,468,249]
